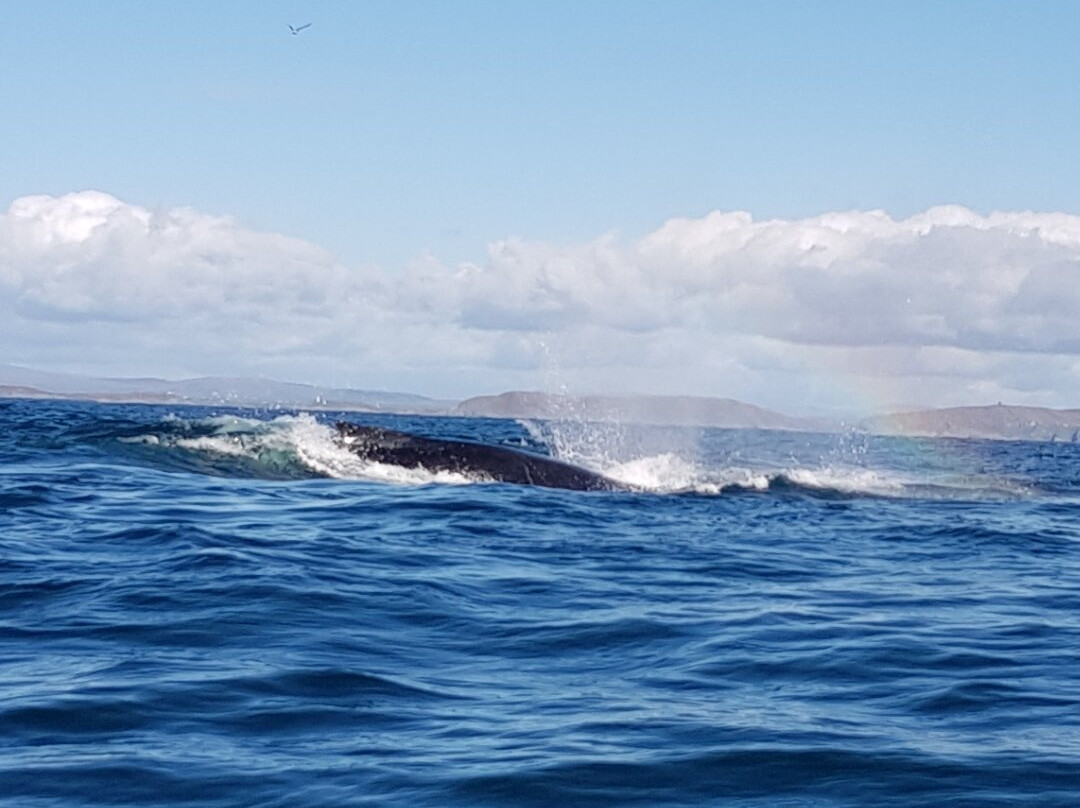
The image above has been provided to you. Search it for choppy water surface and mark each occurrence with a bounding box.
[1,399,1079,806]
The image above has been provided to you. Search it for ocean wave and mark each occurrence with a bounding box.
[4,400,1080,808]
[61,411,1044,501]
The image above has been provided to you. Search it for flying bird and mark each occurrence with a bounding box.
[289,23,312,35]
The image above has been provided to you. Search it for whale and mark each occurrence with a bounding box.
[334,422,626,492]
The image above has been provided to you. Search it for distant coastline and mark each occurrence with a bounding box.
[4,364,1080,442]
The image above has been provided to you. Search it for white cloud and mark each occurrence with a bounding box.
[3,190,1080,412]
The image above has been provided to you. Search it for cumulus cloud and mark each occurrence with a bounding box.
[3,190,1080,411]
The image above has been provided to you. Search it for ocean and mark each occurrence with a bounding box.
[1,398,1078,807]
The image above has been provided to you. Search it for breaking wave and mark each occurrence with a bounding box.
[81,411,1043,500]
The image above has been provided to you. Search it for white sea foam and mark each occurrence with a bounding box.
[603,453,701,491]
[599,455,906,496]
[158,413,477,485]
[783,466,908,496]
[174,435,251,457]
[536,418,915,496]
[597,453,761,494]
[282,415,476,484]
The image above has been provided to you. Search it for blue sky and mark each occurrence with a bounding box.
[6,0,1080,267]
[4,2,1080,412]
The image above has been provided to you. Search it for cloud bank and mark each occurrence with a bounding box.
[4,191,1080,412]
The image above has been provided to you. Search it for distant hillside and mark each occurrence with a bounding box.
[0,384,64,400]
[0,364,453,413]
[455,391,824,431]
[863,404,1080,442]
[9,363,1079,441]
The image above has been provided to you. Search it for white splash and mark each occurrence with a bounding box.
[165,413,477,485]
[599,453,766,494]
[783,466,908,496]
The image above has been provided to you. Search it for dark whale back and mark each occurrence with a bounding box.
[335,423,624,492]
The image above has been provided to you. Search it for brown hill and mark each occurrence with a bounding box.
[0,385,60,400]
[455,391,820,431]
[863,404,1080,441]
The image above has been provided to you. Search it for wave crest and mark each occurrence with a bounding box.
[95,412,1040,500]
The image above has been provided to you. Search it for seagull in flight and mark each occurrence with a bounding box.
[289,23,312,35]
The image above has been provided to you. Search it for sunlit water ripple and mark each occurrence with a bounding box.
[1,399,1079,806]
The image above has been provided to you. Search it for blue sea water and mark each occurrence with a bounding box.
[1,398,1079,807]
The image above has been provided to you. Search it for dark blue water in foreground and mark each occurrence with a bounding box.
[2,399,1079,807]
